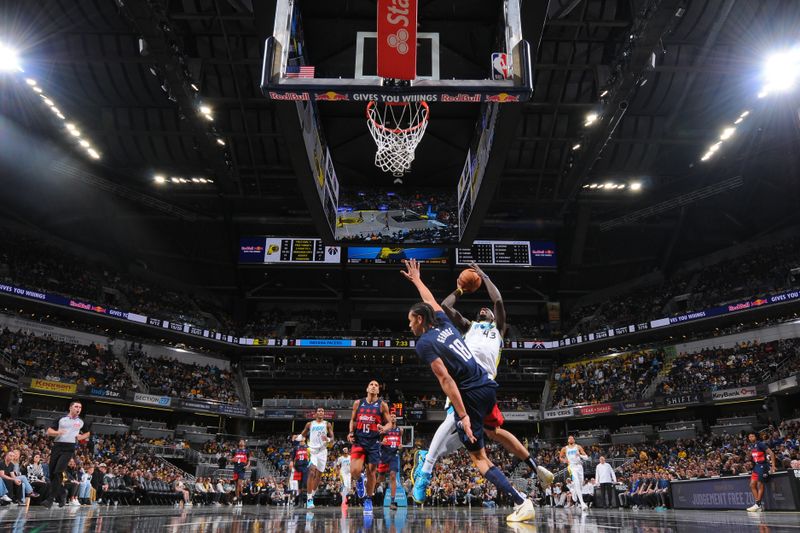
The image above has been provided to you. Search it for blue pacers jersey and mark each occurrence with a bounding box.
[415,311,496,391]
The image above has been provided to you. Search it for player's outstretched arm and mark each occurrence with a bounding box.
[401,259,443,312]
[441,290,471,333]
[470,262,506,334]
[301,422,311,440]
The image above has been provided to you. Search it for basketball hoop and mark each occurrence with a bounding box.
[366,100,429,177]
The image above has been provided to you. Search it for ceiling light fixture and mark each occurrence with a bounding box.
[719,127,736,140]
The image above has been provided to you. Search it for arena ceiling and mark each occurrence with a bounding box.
[1,0,799,303]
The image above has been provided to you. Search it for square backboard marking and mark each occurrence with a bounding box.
[355,32,440,81]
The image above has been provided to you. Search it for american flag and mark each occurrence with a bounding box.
[286,65,315,78]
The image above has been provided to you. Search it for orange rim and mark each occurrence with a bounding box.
[366,100,429,135]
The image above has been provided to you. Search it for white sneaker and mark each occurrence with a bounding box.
[69,500,82,507]
[746,503,761,512]
[537,466,555,489]
[581,503,588,511]
[507,498,535,522]
[0,495,11,503]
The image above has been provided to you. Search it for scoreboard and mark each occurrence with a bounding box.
[239,237,341,264]
[456,240,556,268]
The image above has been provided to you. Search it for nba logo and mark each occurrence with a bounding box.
[492,53,511,80]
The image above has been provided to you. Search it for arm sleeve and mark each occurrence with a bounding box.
[435,311,454,328]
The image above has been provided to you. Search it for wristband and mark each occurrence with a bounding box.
[455,288,464,296]
[457,413,467,420]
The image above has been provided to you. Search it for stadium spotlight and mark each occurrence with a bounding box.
[603,181,614,189]
[154,175,166,184]
[216,138,226,146]
[24,78,36,86]
[630,181,642,191]
[79,140,90,148]
[719,127,736,140]
[199,105,211,114]
[0,43,21,72]
[87,148,100,160]
[708,141,722,153]
[572,143,581,150]
[761,46,800,96]
[584,112,599,126]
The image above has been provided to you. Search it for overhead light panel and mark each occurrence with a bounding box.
[216,138,226,146]
[154,175,166,184]
[199,105,211,115]
[0,43,21,72]
[32,86,42,93]
[584,112,599,126]
[25,78,36,86]
[572,143,581,150]
[87,148,100,160]
[719,127,736,140]
[79,140,90,148]
[630,182,642,191]
[761,45,800,96]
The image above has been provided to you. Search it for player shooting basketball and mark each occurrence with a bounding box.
[411,262,553,504]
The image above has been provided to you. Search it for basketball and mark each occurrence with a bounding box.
[458,269,482,293]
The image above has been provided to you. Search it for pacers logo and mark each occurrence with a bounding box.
[387,28,409,55]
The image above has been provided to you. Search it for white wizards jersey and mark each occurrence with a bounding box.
[463,321,502,380]
[309,421,327,450]
[565,445,583,465]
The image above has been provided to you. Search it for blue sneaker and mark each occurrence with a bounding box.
[412,471,432,504]
[356,474,366,499]
[363,498,373,514]
[411,450,428,484]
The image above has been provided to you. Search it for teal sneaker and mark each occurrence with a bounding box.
[411,449,428,484]
[412,471,432,504]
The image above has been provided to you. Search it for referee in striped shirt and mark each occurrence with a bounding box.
[46,400,90,507]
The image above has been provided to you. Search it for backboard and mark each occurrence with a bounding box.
[261,0,533,104]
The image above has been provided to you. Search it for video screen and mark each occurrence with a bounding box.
[334,188,458,245]
[347,247,449,265]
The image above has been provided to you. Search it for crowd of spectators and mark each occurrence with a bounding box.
[236,309,342,338]
[563,234,800,336]
[0,328,131,391]
[127,351,240,405]
[658,338,800,396]
[550,349,664,407]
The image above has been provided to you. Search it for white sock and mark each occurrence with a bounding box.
[421,456,435,474]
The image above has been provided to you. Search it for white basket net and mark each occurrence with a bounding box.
[366,101,429,177]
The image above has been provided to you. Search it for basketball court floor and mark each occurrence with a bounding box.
[2,505,798,532]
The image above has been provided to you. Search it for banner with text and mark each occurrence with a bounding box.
[30,378,77,395]
[133,393,172,407]
[577,403,615,416]
[711,386,758,402]
[671,472,799,510]
[543,407,574,420]
[662,393,702,407]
